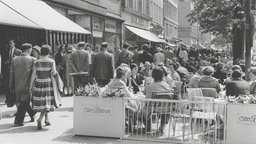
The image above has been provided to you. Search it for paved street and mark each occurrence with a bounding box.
[0,95,157,144]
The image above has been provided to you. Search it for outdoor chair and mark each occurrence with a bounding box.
[190,96,218,142]
[145,92,174,134]
[200,88,218,99]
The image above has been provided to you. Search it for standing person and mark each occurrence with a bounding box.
[9,43,36,126]
[55,45,64,79]
[2,39,21,107]
[61,46,74,96]
[91,42,114,87]
[70,42,90,89]
[30,45,57,130]
[139,44,153,66]
[31,45,41,59]
[164,46,174,60]
[116,43,134,67]
[154,47,165,66]
[131,45,142,67]
[114,47,121,68]
[178,47,188,63]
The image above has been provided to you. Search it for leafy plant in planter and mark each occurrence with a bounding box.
[74,84,101,97]
[101,88,128,99]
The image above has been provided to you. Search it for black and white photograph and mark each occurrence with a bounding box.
[0,0,256,144]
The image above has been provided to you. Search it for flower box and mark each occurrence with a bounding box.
[73,96,125,138]
[226,103,256,144]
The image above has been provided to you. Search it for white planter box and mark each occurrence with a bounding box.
[226,103,256,144]
[73,96,125,138]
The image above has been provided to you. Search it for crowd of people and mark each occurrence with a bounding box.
[2,38,256,132]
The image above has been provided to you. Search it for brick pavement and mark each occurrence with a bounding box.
[0,96,159,144]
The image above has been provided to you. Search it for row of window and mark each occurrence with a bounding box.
[125,0,149,16]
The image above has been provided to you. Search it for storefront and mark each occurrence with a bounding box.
[0,0,91,53]
[104,19,122,52]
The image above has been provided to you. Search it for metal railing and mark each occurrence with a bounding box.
[123,98,226,144]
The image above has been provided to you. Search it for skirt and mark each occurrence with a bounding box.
[32,78,55,112]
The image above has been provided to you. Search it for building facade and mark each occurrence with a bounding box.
[178,0,212,48]
[44,0,123,52]
[164,0,179,42]
[149,0,164,39]
[178,0,197,46]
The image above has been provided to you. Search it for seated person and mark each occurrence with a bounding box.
[189,65,203,88]
[166,59,181,81]
[226,70,249,97]
[139,61,151,78]
[212,63,227,85]
[128,63,144,94]
[107,66,138,131]
[198,66,221,93]
[224,65,243,85]
[160,65,175,90]
[145,67,172,98]
[108,66,133,97]
[144,67,173,133]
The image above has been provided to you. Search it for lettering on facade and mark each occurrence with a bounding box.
[237,113,256,125]
[131,16,145,27]
[105,20,116,33]
[83,105,112,116]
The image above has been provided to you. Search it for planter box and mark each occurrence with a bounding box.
[73,96,125,138]
[226,103,256,144]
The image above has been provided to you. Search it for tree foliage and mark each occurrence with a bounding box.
[187,0,256,42]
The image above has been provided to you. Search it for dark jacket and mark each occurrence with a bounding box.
[198,76,221,93]
[139,52,153,64]
[91,50,114,81]
[213,70,227,84]
[70,49,89,73]
[9,53,36,102]
[226,78,250,97]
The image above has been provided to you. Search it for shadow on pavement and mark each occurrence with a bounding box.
[51,128,130,144]
[0,123,49,134]
[55,107,73,112]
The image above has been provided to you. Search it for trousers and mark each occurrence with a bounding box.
[14,101,35,124]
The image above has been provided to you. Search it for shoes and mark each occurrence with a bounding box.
[14,122,24,127]
[37,120,42,130]
[45,121,51,126]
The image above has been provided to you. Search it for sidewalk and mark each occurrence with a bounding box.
[0,96,156,144]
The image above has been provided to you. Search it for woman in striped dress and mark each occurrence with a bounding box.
[30,45,57,130]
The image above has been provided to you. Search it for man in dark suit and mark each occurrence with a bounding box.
[70,41,90,90]
[9,43,36,126]
[91,42,114,87]
[2,39,21,107]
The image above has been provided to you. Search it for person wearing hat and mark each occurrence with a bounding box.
[31,45,41,59]
[154,47,165,66]
[9,43,37,126]
[116,43,134,67]
[61,46,74,96]
[91,42,114,87]
[70,41,90,89]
